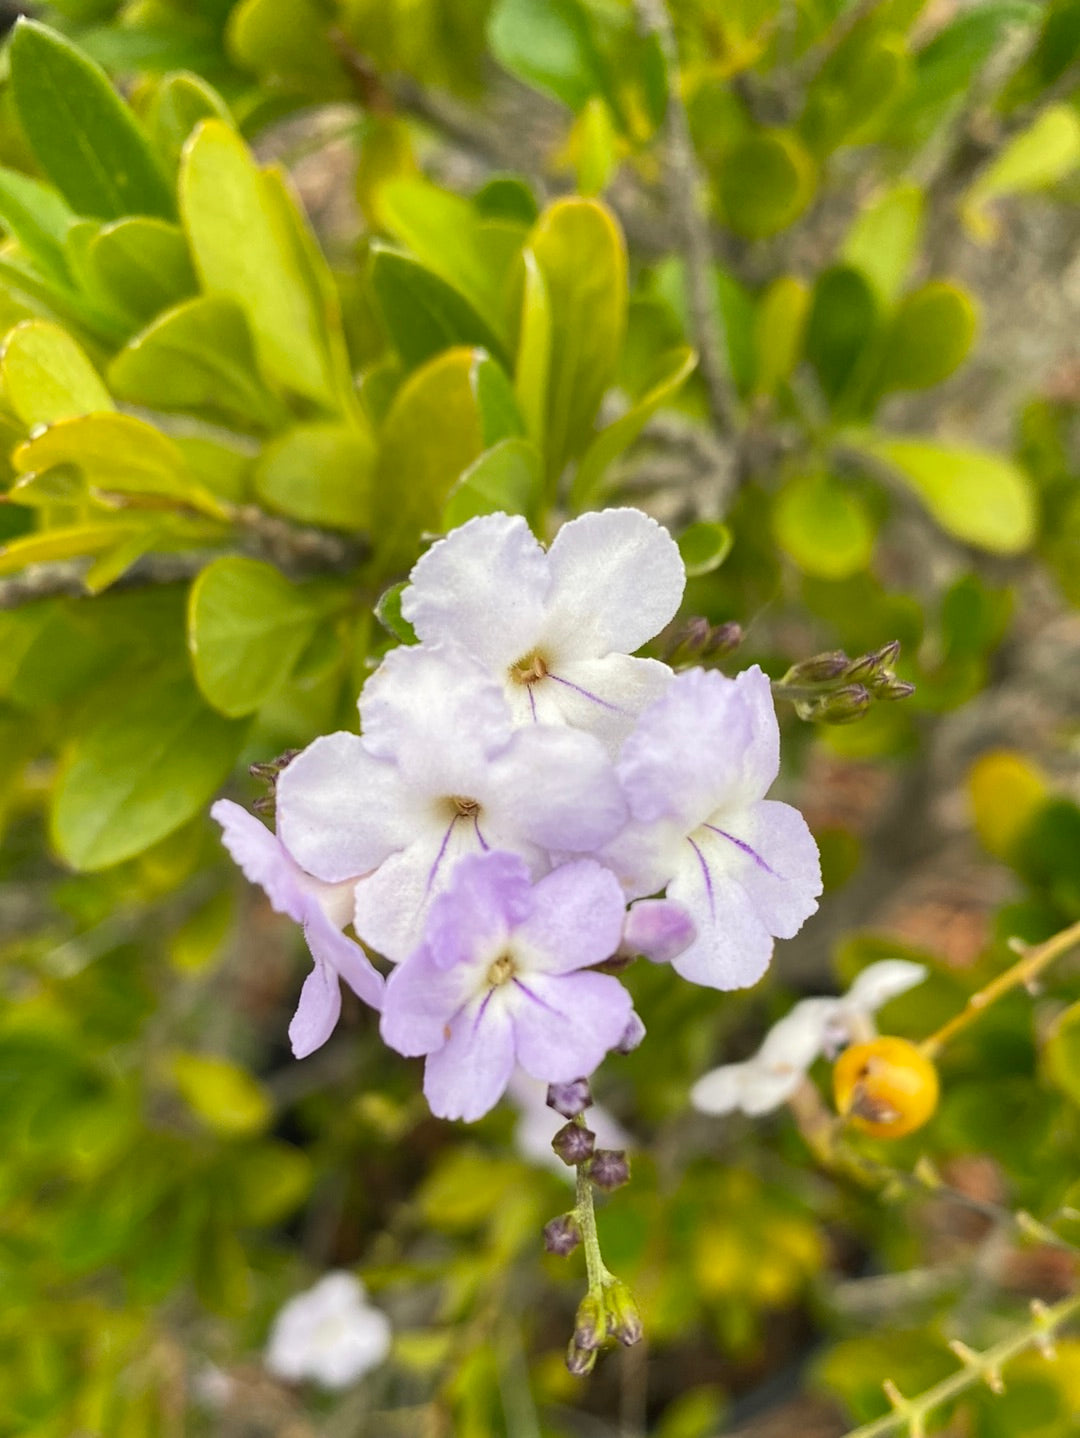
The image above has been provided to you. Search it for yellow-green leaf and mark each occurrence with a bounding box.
[170,1051,272,1137]
[753,276,809,396]
[1,319,114,427]
[879,282,977,392]
[255,422,373,531]
[773,472,876,579]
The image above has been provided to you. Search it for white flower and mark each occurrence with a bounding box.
[508,1071,632,1178]
[400,508,685,749]
[264,1272,391,1389]
[690,960,928,1117]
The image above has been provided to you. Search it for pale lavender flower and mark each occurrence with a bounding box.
[380,852,633,1121]
[211,801,383,1058]
[276,644,627,962]
[599,666,822,991]
[264,1272,391,1389]
[691,960,928,1116]
[400,509,685,748]
[620,898,696,964]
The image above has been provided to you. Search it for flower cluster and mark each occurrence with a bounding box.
[690,959,928,1117]
[215,508,823,1121]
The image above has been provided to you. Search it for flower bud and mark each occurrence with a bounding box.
[603,1281,643,1347]
[795,683,872,725]
[616,1011,647,1054]
[552,1121,595,1166]
[543,1213,581,1256]
[565,1337,598,1376]
[660,617,743,668]
[573,1293,605,1351]
[588,1149,630,1191]
[782,650,850,686]
[704,621,743,659]
[547,1078,591,1118]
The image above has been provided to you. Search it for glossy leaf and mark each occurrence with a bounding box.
[967,750,1048,860]
[857,435,1037,554]
[753,277,809,396]
[488,0,607,110]
[443,437,542,529]
[0,165,77,287]
[514,248,551,450]
[148,70,234,170]
[109,295,288,430]
[89,218,197,327]
[227,0,347,97]
[170,1051,272,1137]
[1046,1001,1080,1107]
[879,282,977,391]
[1,319,113,428]
[805,266,879,407]
[188,557,339,717]
[254,423,374,532]
[9,19,175,221]
[51,666,247,870]
[716,130,816,240]
[530,197,627,482]
[369,245,505,369]
[842,183,924,304]
[678,521,734,578]
[179,120,339,409]
[773,472,877,580]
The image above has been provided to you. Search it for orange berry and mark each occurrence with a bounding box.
[833,1036,939,1139]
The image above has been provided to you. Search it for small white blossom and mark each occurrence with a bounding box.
[264,1272,391,1389]
[690,960,928,1117]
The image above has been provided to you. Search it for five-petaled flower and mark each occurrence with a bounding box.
[380,851,633,1121]
[599,665,822,990]
[690,960,928,1116]
[400,508,685,749]
[264,1271,391,1389]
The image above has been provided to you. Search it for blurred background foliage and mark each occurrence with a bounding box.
[0,0,1078,1433]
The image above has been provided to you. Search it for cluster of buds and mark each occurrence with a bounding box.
[540,1078,640,1374]
[777,641,915,724]
[248,749,300,816]
[657,616,743,669]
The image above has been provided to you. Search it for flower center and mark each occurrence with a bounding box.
[486,953,515,987]
[509,650,549,686]
[450,795,480,817]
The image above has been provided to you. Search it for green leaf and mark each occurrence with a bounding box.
[379,177,526,344]
[753,276,809,396]
[801,31,908,155]
[14,412,228,518]
[188,557,339,717]
[514,248,551,450]
[488,0,607,110]
[716,130,816,240]
[0,521,146,576]
[51,666,247,869]
[108,295,287,430]
[374,346,488,571]
[530,196,627,482]
[879,281,977,391]
[369,245,506,370]
[179,119,339,409]
[232,1142,313,1225]
[89,218,196,328]
[856,435,1037,554]
[0,165,77,287]
[572,345,696,508]
[473,351,525,446]
[474,176,539,226]
[1046,1001,1080,1107]
[805,266,879,406]
[9,19,175,221]
[773,472,877,579]
[148,70,234,170]
[444,437,542,529]
[170,1051,272,1137]
[964,104,1080,237]
[227,0,347,97]
[678,520,734,578]
[842,183,924,304]
[1,319,113,427]
[254,422,373,532]
[374,581,418,644]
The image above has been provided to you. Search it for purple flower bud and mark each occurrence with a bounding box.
[552,1121,596,1165]
[616,1011,646,1054]
[547,1078,592,1118]
[659,617,743,669]
[566,1337,598,1376]
[543,1213,581,1256]
[782,651,851,686]
[573,1293,605,1351]
[604,1281,643,1346]
[588,1149,630,1191]
[705,621,743,659]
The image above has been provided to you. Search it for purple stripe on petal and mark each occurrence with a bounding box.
[473,988,495,1034]
[686,836,716,920]
[527,686,538,722]
[512,977,560,1013]
[704,824,781,878]
[426,817,458,895]
[548,672,623,713]
[473,817,490,851]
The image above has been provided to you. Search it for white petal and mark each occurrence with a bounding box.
[758,998,839,1073]
[701,799,822,941]
[538,654,673,750]
[844,959,928,1015]
[276,732,421,883]
[738,1060,810,1116]
[543,508,685,659]
[288,957,343,1059]
[483,724,627,853]
[689,1062,751,1115]
[401,512,551,672]
[308,1306,392,1388]
[211,800,305,923]
[667,835,776,990]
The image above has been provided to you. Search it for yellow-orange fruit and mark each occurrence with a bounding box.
[833,1036,939,1139]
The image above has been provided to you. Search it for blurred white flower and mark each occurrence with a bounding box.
[265,1271,391,1389]
[508,1071,631,1177]
[690,960,928,1117]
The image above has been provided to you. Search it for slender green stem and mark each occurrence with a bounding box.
[575,1156,614,1294]
[841,1290,1080,1437]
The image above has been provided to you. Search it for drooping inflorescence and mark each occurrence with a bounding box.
[214,507,823,1121]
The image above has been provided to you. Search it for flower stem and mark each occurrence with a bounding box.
[575,1151,614,1294]
[920,917,1080,1060]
